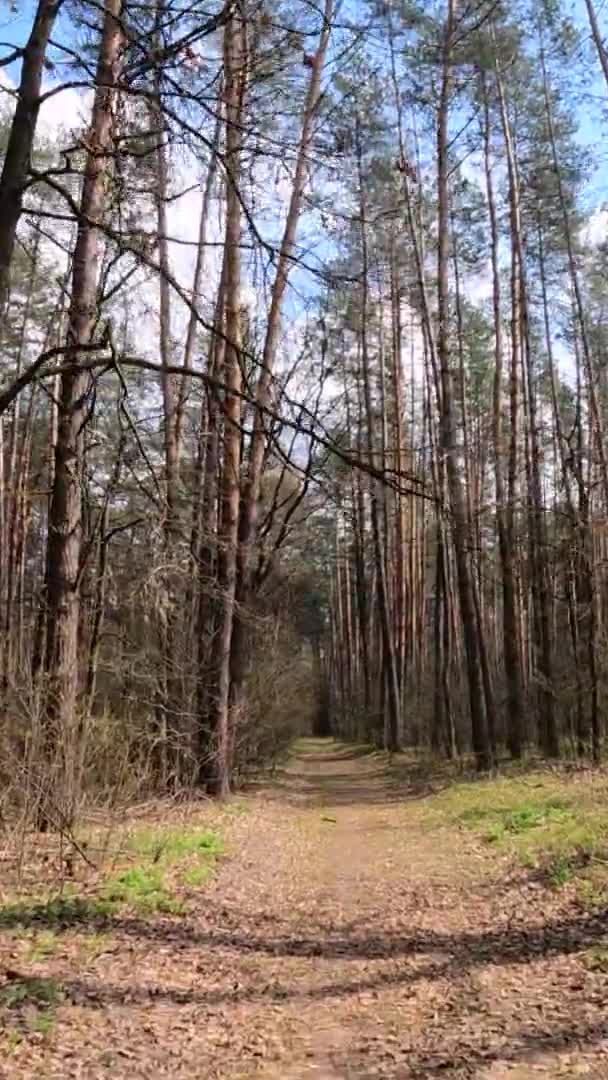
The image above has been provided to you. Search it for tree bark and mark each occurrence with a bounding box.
[438,0,490,769]
[41,0,124,826]
[208,2,245,798]
[355,118,401,752]
[482,72,524,759]
[584,0,608,92]
[495,46,558,757]
[0,0,61,313]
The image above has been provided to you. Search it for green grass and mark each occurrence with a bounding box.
[0,824,223,928]
[181,863,213,888]
[0,976,62,1041]
[113,825,223,910]
[546,853,576,887]
[29,1011,56,1036]
[426,770,608,898]
[102,866,185,915]
[583,941,608,973]
[26,930,60,963]
[0,976,62,1011]
[125,826,222,865]
[0,894,115,930]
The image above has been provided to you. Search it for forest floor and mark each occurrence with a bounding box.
[1,740,608,1078]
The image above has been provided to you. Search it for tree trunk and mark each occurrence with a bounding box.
[196,254,227,780]
[355,119,401,752]
[208,4,245,798]
[0,0,61,312]
[41,0,124,827]
[176,108,222,449]
[149,3,181,785]
[495,48,558,757]
[584,0,608,92]
[438,0,490,769]
[482,72,524,758]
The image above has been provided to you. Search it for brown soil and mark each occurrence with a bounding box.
[1,741,608,1078]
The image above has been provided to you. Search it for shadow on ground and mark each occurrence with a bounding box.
[4,907,605,1077]
[2,739,607,1078]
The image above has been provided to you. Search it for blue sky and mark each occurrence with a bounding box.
[4,0,608,315]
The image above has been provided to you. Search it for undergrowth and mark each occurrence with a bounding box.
[0,975,63,1043]
[428,769,608,902]
[0,820,223,1047]
[0,825,223,928]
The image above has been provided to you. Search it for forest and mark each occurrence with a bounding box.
[2,0,608,815]
[4,2,608,1076]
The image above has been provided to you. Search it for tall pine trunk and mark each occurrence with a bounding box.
[41,0,124,826]
[437,0,490,769]
[482,72,524,758]
[208,3,244,797]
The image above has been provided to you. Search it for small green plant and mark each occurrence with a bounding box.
[181,864,212,888]
[502,801,573,834]
[125,827,222,866]
[483,823,505,844]
[547,854,574,887]
[583,942,608,973]
[576,878,608,911]
[102,866,185,914]
[0,976,62,1010]
[0,977,62,1041]
[0,895,113,930]
[27,931,60,963]
[30,1011,56,1037]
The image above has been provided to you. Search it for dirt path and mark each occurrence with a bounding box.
[2,741,608,1078]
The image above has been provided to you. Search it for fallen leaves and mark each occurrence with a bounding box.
[1,745,607,1078]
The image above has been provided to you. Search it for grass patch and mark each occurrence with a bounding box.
[102,866,185,915]
[125,826,222,865]
[0,894,115,930]
[0,817,223,952]
[427,770,608,898]
[29,1011,56,1036]
[0,823,222,929]
[583,941,608,973]
[0,975,62,1011]
[0,975,62,1042]
[113,825,222,910]
[26,930,60,963]
[181,863,213,888]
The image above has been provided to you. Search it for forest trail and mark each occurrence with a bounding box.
[2,739,608,1079]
